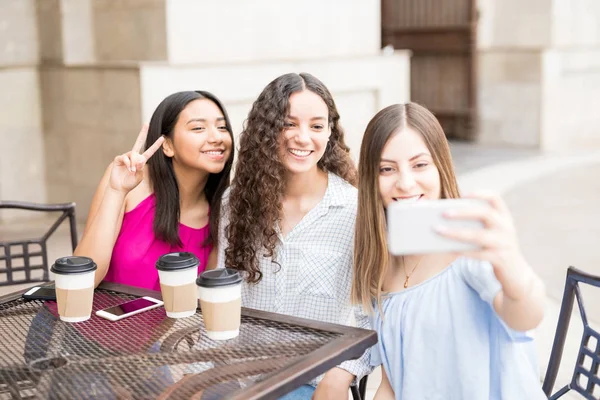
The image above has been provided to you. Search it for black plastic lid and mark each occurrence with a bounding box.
[156,252,199,271]
[50,256,97,275]
[196,268,242,288]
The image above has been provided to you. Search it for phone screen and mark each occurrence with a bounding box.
[23,287,57,300]
[102,298,157,316]
[34,287,57,298]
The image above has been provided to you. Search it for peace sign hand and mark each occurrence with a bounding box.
[109,124,165,194]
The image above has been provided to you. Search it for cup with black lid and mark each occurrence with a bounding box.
[156,252,199,318]
[196,268,242,340]
[51,256,97,322]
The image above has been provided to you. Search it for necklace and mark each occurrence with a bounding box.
[403,256,424,288]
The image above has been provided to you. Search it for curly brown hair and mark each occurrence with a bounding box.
[225,72,357,283]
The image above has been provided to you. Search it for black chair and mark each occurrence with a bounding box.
[0,201,78,286]
[543,266,600,399]
[351,375,368,400]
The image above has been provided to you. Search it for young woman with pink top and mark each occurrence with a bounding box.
[74,91,234,291]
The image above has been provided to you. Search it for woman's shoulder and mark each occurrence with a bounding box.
[124,179,154,213]
[328,172,357,204]
[453,257,501,304]
[124,188,154,214]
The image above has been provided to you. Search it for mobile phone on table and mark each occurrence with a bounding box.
[23,286,56,301]
[96,297,164,322]
[387,198,488,255]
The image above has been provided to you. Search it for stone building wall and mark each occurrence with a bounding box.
[477,0,600,150]
[1,0,411,222]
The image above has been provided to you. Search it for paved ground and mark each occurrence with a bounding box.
[1,141,599,399]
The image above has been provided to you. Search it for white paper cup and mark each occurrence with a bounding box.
[51,257,97,323]
[197,269,242,340]
[156,253,200,319]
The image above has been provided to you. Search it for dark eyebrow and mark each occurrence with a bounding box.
[286,115,327,122]
[409,152,431,161]
[380,153,431,163]
[186,117,225,124]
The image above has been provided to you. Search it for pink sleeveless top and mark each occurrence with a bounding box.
[105,194,211,291]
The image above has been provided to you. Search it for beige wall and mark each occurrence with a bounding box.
[0,69,45,205]
[0,0,45,220]
[93,0,167,62]
[477,0,600,150]
[0,0,39,66]
[2,0,410,223]
[40,66,142,215]
[165,0,381,64]
[477,51,543,147]
[541,49,600,150]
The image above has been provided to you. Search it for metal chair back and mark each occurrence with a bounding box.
[0,201,78,286]
[543,266,600,399]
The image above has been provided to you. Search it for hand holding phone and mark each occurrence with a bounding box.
[387,198,489,255]
[96,297,164,322]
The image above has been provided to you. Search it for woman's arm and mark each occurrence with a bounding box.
[374,368,395,400]
[205,247,218,270]
[74,125,164,287]
[438,192,546,331]
[74,163,127,287]
[492,259,546,331]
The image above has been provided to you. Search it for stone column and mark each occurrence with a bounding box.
[0,0,45,217]
[477,0,600,150]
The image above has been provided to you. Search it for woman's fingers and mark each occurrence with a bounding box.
[443,206,499,229]
[464,191,511,216]
[435,225,504,250]
[114,154,132,172]
[142,136,165,161]
[131,124,149,154]
[130,152,147,173]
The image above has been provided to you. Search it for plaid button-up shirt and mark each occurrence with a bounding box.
[217,172,371,386]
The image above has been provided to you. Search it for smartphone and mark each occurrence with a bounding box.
[387,198,488,255]
[96,297,164,322]
[23,286,56,301]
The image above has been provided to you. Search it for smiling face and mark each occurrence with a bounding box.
[278,89,332,175]
[378,126,442,208]
[164,98,233,174]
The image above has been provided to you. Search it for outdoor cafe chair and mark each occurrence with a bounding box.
[351,375,369,400]
[0,201,78,287]
[543,266,600,399]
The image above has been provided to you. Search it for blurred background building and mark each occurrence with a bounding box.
[1,0,411,221]
[2,0,600,221]
[4,0,600,222]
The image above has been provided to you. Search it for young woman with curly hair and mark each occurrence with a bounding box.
[215,73,370,399]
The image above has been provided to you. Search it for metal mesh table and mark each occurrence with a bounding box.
[0,282,376,399]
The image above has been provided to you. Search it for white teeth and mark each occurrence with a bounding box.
[203,151,223,155]
[393,195,421,203]
[289,149,311,157]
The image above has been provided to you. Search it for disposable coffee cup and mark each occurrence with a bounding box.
[196,268,242,340]
[51,256,97,323]
[156,252,200,318]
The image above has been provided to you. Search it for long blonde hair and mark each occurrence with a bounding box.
[352,103,460,314]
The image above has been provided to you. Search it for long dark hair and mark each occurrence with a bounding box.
[145,90,234,247]
[225,73,356,283]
